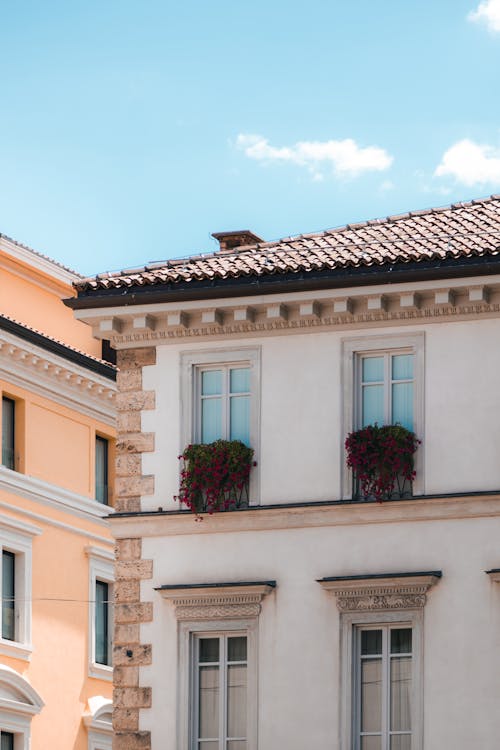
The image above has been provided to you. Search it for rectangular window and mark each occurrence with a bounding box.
[198,366,251,446]
[1,551,15,641]
[0,733,14,750]
[193,633,248,750]
[342,334,424,499]
[95,436,109,505]
[355,626,413,750]
[359,352,414,431]
[95,580,111,666]
[1,398,15,470]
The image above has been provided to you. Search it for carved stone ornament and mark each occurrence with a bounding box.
[97,291,500,347]
[318,573,441,612]
[157,582,275,621]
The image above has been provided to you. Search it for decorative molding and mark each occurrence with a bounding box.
[0,330,116,423]
[110,494,500,539]
[158,582,275,621]
[101,298,500,347]
[85,544,114,562]
[0,499,112,544]
[0,664,44,717]
[318,573,441,612]
[0,466,113,524]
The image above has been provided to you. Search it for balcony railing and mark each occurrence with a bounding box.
[352,472,413,501]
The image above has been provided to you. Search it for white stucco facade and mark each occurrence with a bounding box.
[75,252,500,749]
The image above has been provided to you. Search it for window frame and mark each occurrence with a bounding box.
[342,333,425,499]
[0,664,44,750]
[340,610,424,750]
[180,348,261,504]
[179,618,258,750]
[0,520,38,661]
[86,547,114,680]
[1,397,16,471]
[195,364,251,446]
[95,435,110,505]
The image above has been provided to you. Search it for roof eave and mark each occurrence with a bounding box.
[65,254,500,311]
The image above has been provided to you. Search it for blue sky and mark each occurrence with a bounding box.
[1,0,500,275]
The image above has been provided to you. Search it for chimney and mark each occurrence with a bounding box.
[212,230,264,254]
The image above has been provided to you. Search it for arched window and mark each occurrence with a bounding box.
[83,696,112,750]
[0,665,44,750]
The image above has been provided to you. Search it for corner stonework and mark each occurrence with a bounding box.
[113,347,156,750]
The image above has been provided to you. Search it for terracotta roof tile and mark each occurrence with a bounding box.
[74,195,500,293]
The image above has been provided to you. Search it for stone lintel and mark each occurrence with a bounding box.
[157,581,276,620]
[318,572,441,611]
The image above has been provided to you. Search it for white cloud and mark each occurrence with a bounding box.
[434,139,500,186]
[236,133,393,179]
[468,0,500,32]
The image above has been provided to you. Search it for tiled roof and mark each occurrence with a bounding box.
[74,196,500,292]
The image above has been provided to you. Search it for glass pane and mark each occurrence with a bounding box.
[199,665,219,739]
[228,742,247,750]
[391,658,412,731]
[230,396,250,445]
[392,383,413,430]
[391,629,412,654]
[362,357,384,383]
[198,743,218,749]
[362,385,384,426]
[202,398,222,443]
[199,638,220,663]
[361,659,382,732]
[230,368,250,394]
[2,551,15,641]
[390,735,411,750]
[392,354,413,381]
[227,664,247,738]
[361,736,382,750]
[202,370,222,396]
[228,636,247,662]
[95,436,109,504]
[2,398,15,470]
[95,580,109,665]
[1,734,14,750]
[361,630,382,656]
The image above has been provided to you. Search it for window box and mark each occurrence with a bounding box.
[346,424,420,502]
[176,440,255,514]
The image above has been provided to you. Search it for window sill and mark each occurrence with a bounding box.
[89,663,113,681]
[0,638,32,661]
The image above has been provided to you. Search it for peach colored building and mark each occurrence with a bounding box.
[0,233,116,749]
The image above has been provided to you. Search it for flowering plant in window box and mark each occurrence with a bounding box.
[345,424,420,502]
[176,439,255,514]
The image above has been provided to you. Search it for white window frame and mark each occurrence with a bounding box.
[342,333,425,499]
[341,610,423,750]
[180,348,261,504]
[0,664,44,750]
[179,618,258,750]
[319,572,439,750]
[86,546,114,681]
[84,697,113,750]
[160,581,274,750]
[0,519,40,661]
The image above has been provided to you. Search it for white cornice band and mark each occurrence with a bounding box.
[0,329,116,423]
[0,466,114,524]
